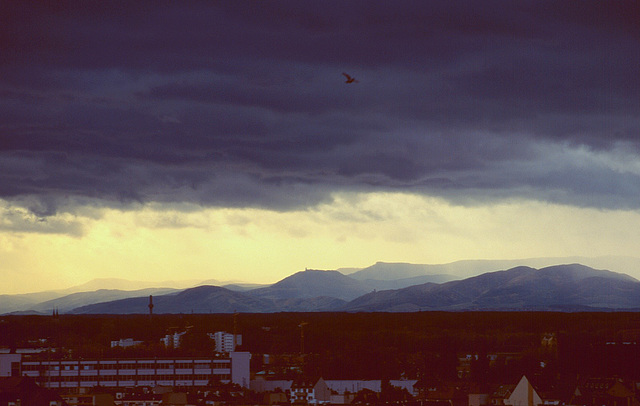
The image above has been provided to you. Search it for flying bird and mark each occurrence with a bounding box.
[342,72,359,83]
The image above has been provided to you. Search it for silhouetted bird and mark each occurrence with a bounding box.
[342,72,359,83]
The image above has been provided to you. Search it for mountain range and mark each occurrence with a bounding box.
[3,257,640,314]
[343,264,640,312]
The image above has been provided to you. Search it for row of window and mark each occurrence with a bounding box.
[24,360,228,366]
[36,374,230,382]
[22,362,229,371]
[26,369,229,376]
[81,374,218,381]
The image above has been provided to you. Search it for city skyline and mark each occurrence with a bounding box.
[2,2,640,294]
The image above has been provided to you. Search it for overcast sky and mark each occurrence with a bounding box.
[2,1,640,294]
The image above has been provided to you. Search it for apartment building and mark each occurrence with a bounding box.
[209,331,242,353]
[160,331,187,349]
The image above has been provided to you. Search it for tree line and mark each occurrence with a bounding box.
[2,312,640,386]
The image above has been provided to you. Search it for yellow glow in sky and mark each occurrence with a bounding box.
[2,192,640,294]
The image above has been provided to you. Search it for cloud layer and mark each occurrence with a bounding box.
[2,1,640,220]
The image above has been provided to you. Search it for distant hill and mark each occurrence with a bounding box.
[347,256,640,282]
[0,295,42,315]
[349,262,443,280]
[5,257,640,315]
[64,278,201,292]
[0,278,263,314]
[67,264,640,314]
[357,274,459,290]
[342,264,640,311]
[336,267,362,275]
[71,285,278,314]
[247,269,372,301]
[222,283,270,292]
[0,290,79,314]
[30,288,180,313]
[70,271,360,314]
[72,283,348,314]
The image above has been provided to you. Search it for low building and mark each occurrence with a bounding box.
[490,383,517,406]
[160,331,187,349]
[570,378,639,406]
[110,338,143,349]
[0,352,251,390]
[290,378,330,405]
[62,392,115,406]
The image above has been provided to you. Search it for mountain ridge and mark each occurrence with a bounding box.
[3,257,640,314]
[60,264,640,314]
[247,269,370,301]
[343,264,640,312]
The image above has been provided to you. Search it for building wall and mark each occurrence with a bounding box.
[230,351,251,388]
[314,378,331,403]
[291,387,317,404]
[160,331,186,348]
[0,352,250,389]
[210,331,242,353]
[470,393,490,406]
[0,354,21,377]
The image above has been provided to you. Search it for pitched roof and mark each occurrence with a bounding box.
[576,378,635,398]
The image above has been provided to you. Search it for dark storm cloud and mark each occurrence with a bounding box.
[1,1,639,219]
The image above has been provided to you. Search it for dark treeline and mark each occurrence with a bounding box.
[2,312,640,387]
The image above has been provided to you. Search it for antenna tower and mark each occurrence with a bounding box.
[148,295,154,316]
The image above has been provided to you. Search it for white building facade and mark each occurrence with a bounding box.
[110,338,143,348]
[160,331,186,348]
[0,352,251,389]
[209,331,242,353]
